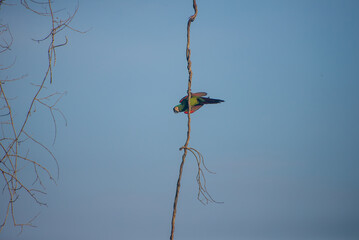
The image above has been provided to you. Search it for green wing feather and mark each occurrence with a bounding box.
[179,92,207,103]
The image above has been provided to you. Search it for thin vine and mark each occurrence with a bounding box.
[170,1,220,239]
[169,1,198,238]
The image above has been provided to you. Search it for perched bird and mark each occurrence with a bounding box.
[173,92,224,114]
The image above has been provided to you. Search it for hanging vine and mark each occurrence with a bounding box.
[170,1,220,239]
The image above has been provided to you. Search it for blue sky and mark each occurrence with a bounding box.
[1,0,359,239]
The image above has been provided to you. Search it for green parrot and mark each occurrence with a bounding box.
[173,92,224,114]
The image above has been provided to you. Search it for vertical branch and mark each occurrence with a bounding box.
[170,1,198,240]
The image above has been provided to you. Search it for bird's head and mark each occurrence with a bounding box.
[173,106,180,113]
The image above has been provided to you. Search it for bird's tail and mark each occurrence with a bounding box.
[202,97,225,104]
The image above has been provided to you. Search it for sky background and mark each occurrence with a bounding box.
[1,0,359,239]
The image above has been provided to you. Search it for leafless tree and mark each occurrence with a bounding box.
[0,0,82,233]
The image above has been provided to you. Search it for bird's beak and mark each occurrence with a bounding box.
[173,107,179,113]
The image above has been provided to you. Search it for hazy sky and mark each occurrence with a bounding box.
[1,0,359,239]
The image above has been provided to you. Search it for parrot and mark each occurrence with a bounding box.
[173,92,224,114]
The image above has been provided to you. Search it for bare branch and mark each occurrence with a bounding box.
[0,24,13,54]
[0,0,81,233]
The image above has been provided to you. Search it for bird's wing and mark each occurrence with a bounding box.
[192,92,207,97]
[179,95,188,103]
[184,104,203,114]
[179,92,207,103]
